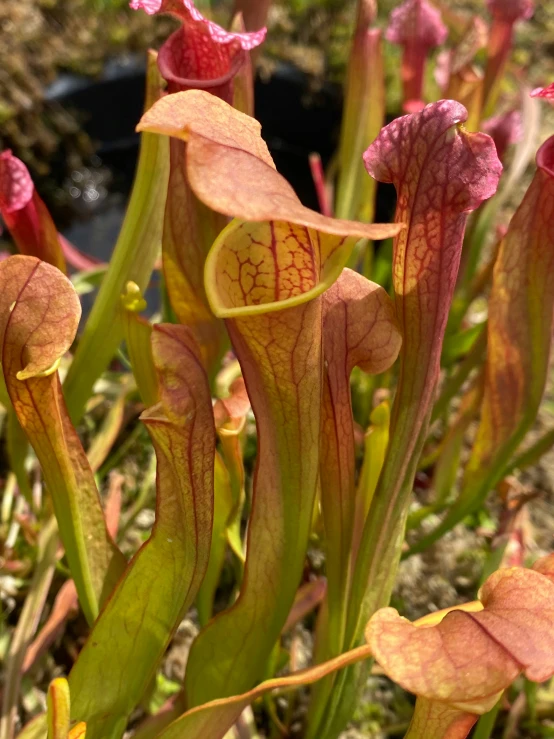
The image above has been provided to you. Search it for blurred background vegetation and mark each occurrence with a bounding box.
[1,0,553,177]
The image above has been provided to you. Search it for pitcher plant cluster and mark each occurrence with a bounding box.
[1,0,554,738]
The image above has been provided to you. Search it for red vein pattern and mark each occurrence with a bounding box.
[362,100,501,486]
[137,90,403,254]
[163,138,228,371]
[184,285,324,706]
[404,699,478,739]
[69,324,215,738]
[131,4,265,368]
[308,269,401,730]
[368,556,554,738]
[344,101,501,641]
[413,135,554,554]
[464,136,554,494]
[0,256,124,625]
[136,88,403,710]
[212,221,320,308]
[319,269,401,656]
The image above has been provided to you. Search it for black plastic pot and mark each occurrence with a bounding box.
[45,57,343,259]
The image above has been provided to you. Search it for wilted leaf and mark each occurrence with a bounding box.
[22,580,79,674]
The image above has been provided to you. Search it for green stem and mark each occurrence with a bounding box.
[97,423,145,481]
[431,329,486,423]
[0,516,58,739]
[63,54,168,423]
[457,199,497,295]
[472,700,502,739]
[405,421,530,558]
[310,420,430,739]
[336,12,383,224]
[503,427,554,477]
[120,451,157,533]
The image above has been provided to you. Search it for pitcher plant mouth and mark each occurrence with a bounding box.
[7,0,554,737]
[137,90,403,319]
[158,31,247,95]
[204,218,363,319]
[131,0,266,101]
